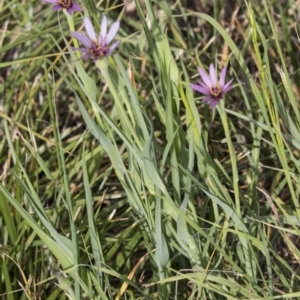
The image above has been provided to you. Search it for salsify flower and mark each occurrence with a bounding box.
[41,0,82,15]
[71,16,120,61]
[190,64,233,108]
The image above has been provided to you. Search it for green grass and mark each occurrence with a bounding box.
[1,0,300,299]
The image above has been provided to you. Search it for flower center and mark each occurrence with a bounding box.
[58,0,72,8]
[90,44,109,58]
[210,86,221,98]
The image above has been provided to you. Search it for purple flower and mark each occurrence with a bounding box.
[71,16,120,61]
[190,64,233,108]
[41,0,82,15]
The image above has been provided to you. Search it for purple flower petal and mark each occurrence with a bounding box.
[42,0,58,3]
[52,4,62,10]
[197,81,211,93]
[107,40,120,55]
[222,78,233,93]
[197,67,212,88]
[202,97,213,103]
[219,67,227,87]
[84,17,96,41]
[81,53,93,60]
[210,99,219,108]
[100,16,108,40]
[71,32,93,48]
[106,21,120,45]
[190,83,210,95]
[71,3,82,11]
[71,47,90,53]
[67,7,73,15]
[209,64,217,87]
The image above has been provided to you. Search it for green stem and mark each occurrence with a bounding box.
[64,9,81,61]
[218,100,240,216]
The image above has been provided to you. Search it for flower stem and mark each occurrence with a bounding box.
[218,100,240,216]
[64,9,81,61]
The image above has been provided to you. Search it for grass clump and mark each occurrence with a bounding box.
[1,0,300,299]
